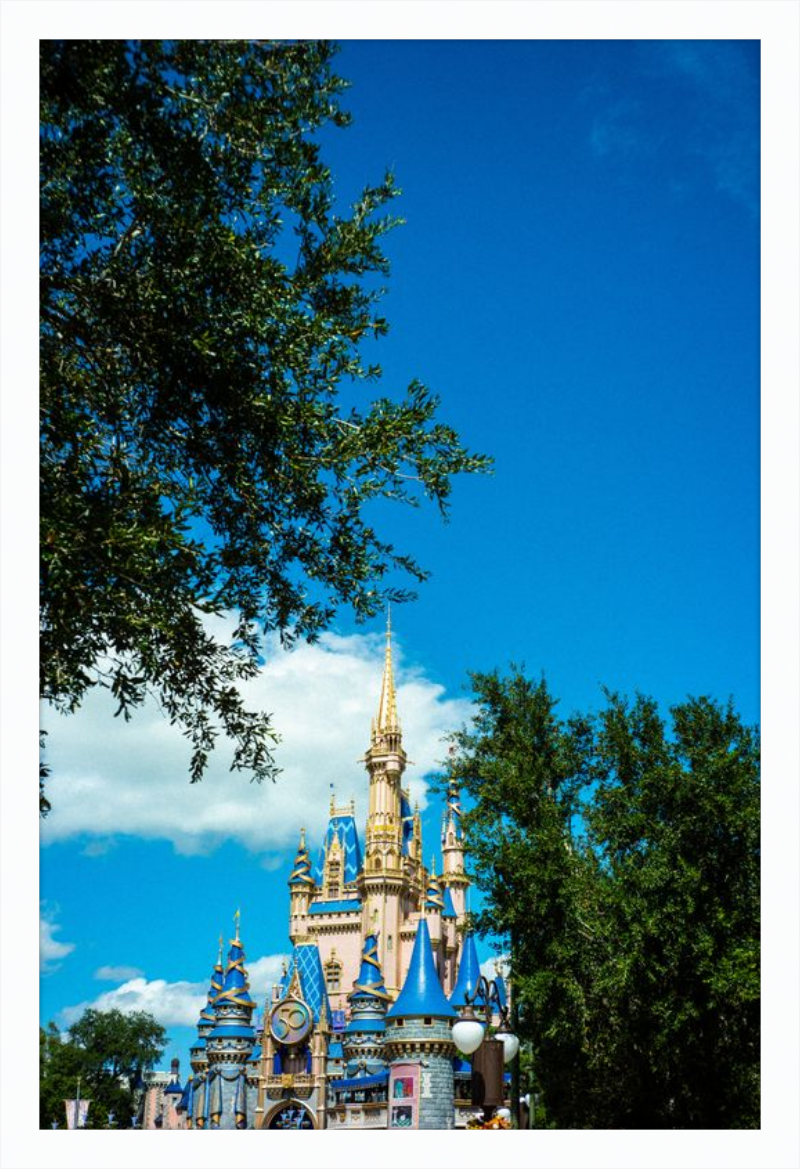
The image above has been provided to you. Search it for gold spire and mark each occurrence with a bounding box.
[374,607,400,736]
[234,908,241,942]
[217,934,224,965]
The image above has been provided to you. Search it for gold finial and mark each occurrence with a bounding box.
[430,854,437,878]
[217,934,224,964]
[234,908,241,941]
[299,826,306,849]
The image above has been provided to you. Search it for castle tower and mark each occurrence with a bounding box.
[187,939,225,1128]
[288,828,314,945]
[160,1058,185,1129]
[359,611,408,995]
[342,934,390,1078]
[205,911,257,1129]
[384,917,457,1129]
[256,945,330,1129]
[441,779,468,922]
[424,856,445,970]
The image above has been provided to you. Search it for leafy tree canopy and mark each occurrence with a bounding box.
[40,39,490,799]
[444,669,760,1129]
[40,1009,167,1128]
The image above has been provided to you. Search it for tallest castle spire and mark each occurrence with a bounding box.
[372,607,400,743]
[360,609,408,996]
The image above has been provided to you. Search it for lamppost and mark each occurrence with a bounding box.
[451,976,519,1125]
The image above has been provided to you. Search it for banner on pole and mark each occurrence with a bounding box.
[64,1099,90,1129]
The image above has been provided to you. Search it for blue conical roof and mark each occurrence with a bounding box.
[212,923,256,1011]
[442,886,457,919]
[449,931,485,1010]
[386,918,457,1019]
[351,934,391,1001]
[197,947,224,1029]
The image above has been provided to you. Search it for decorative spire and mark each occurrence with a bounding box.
[373,607,400,739]
[212,914,255,1010]
[386,918,457,1019]
[350,934,391,1001]
[449,930,485,1010]
[425,860,444,913]
[196,941,224,1030]
[289,828,315,888]
[442,777,463,844]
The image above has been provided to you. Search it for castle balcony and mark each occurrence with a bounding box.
[262,1073,315,1100]
[327,1101,388,1129]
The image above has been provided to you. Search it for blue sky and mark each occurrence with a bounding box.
[38,39,760,1074]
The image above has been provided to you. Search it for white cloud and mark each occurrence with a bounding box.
[40,629,471,856]
[40,909,76,973]
[480,953,510,983]
[94,964,144,982]
[58,951,289,1031]
[58,977,206,1030]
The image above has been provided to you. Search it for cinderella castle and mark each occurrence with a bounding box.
[145,619,505,1130]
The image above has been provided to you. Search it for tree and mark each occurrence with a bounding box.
[40,1009,167,1129]
[40,40,490,798]
[444,669,760,1128]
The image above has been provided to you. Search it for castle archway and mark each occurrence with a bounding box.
[262,1100,316,1130]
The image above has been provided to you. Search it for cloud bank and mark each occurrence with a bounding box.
[40,629,471,857]
[58,952,289,1030]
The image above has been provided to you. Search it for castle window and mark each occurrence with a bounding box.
[325,957,342,993]
[326,857,341,898]
[424,1017,432,1025]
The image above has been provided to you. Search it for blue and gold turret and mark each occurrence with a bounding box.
[200,911,258,1129]
[341,934,390,1080]
[185,939,225,1128]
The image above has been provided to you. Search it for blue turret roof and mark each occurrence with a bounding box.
[386,918,457,1019]
[442,886,457,919]
[350,934,391,1001]
[196,947,224,1030]
[212,926,256,1012]
[494,974,508,1010]
[449,931,485,1010]
[314,812,363,884]
[178,1079,192,1113]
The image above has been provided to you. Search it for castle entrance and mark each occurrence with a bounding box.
[265,1102,315,1130]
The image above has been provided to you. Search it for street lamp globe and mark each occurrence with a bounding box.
[494,1028,520,1064]
[452,1016,485,1055]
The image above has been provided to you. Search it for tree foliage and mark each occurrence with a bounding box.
[40,1009,166,1128]
[445,669,760,1128]
[40,39,489,793]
